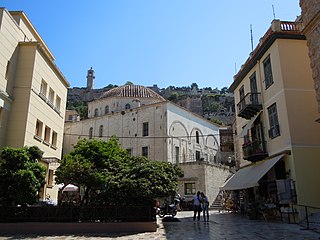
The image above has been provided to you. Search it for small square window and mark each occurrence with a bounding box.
[126,148,132,156]
[35,120,43,138]
[184,183,196,195]
[40,80,47,99]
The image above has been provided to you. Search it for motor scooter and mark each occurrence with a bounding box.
[157,202,178,218]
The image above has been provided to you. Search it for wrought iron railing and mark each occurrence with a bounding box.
[0,205,156,223]
[237,92,262,116]
[293,204,320,231]
[242,138,267,161]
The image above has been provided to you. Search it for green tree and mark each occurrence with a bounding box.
[168,92,179,102]
[0,146,46,206]
[56,138,182,206]
[209,118,223,126]
[191,83,198,90]
[125,81,134,85]
[220,86,228,94]
[67,100,88,120]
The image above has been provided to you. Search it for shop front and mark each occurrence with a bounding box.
[220,154,297,220]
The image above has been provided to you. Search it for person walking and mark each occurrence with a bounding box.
[201,192,209,222]
[193,191,202,221]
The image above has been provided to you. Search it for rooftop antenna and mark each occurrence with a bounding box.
[234,62,237,74]
[272,5,276,19]
[250,24,254,52]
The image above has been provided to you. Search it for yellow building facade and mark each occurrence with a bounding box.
[226,20,320,214]
[0,8,69,203]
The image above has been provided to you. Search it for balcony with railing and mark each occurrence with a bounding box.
[237,92,262,119]
[242,137,268,162]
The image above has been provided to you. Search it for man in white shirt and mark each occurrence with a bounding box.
[193,191,202,221]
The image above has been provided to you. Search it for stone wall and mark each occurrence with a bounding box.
[300,0,320,113]
[178,162,231,205]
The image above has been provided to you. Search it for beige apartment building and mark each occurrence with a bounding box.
[0,8,69,203]
[224,20,320,218]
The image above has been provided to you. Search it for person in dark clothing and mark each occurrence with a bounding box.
[193,191,202,221]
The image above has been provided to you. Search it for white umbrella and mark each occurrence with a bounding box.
[62,184,79,192]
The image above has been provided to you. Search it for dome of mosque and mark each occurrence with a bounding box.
[100,85,165,101]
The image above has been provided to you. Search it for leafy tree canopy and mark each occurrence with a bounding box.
[168,92,178,102]
[125,81,134,85]
[67,101,88,120]
[56,138,183,206]
[0,146,46,206]
[191,83,198,90]
[220,86,229,94]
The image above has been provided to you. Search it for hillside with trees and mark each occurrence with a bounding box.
[67,82,234,125]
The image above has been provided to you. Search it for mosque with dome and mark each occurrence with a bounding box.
[63,69,230,203]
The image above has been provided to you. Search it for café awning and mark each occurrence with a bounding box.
[220,154,284,191]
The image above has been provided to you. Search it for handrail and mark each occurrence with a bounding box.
[292,203,320,231]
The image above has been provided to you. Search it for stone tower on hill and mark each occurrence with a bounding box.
[87,67,95,90]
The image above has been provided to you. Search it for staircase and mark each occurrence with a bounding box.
[210,190,224,211]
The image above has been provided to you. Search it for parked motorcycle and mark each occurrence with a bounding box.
[157,202,178,218]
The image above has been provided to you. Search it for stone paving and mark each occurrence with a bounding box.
[1,210,319,240]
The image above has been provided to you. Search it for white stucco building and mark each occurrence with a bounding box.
[64,84,230,203]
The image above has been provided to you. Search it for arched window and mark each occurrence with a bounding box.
[89,127,93,139]
[105,105,109,114]
[94,108,99,117]
[196,131,199,144]
[125,103,131,109]
[99,125,103,137]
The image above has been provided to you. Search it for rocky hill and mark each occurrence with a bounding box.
[67,84,235,126]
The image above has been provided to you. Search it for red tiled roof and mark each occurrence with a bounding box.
[100,85,165,101]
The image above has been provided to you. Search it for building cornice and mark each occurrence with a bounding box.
[9,10,55,61]
[229,21,306,92]
[19,42,70,88]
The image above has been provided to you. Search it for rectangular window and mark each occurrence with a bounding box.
[44,126,51,144]
[238,85,245,112]
[55,95,61,113]
[175,146,179,164]
[47,170,54,187]
[51,131,57,148]
[142,146,148,157]
[184,183,196,195]
[263,55,274,89]
[239,85,245,100]
[35,120,43,139]
[143,122,149,136]
[268,103,280,139]
[196,150,201,161]
[40,80,47,99]
[48,88,54,106]
[126,148,132,156]
[250,72,259,104]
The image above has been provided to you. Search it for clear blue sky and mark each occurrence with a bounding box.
[2,1,301,90]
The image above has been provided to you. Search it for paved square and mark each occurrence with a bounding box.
[0,210,319,239]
